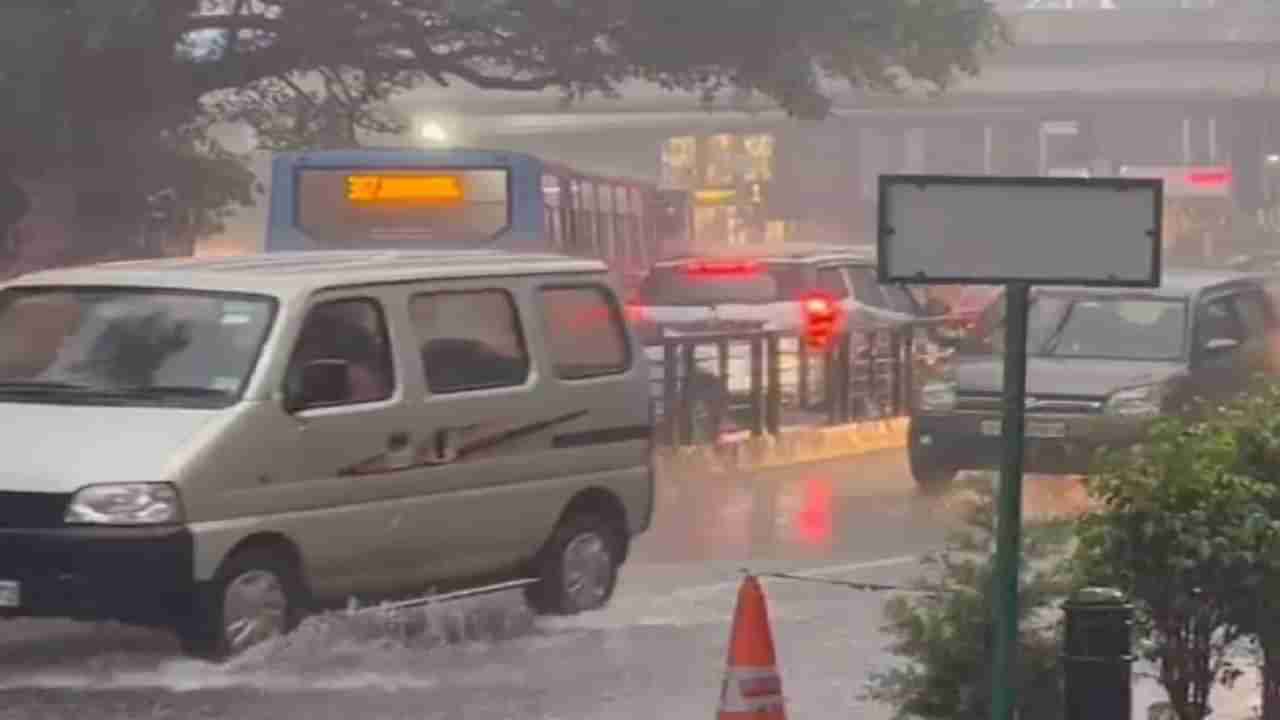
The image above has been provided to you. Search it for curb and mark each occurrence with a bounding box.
[655,417,910,476]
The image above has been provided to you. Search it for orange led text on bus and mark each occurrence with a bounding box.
[345,174,466,204]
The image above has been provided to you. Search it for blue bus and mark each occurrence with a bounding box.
[264,148,694,289]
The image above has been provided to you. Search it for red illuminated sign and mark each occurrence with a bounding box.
[1117,165,1232,198]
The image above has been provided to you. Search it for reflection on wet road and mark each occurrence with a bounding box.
[638,449,958,565]
[0,450,1087,720]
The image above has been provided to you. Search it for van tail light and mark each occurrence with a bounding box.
[802,292,839,351]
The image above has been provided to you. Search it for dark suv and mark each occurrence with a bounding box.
[908,269,1280,491]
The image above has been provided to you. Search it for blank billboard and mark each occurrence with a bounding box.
[877,175,1162,287]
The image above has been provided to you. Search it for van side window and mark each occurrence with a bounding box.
[411,290,530,394]
[287,298,394,406]
[539,286,630,380]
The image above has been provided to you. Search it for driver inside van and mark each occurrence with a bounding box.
[289,304,390,404]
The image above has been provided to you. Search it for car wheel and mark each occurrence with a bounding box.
[177,547,306,661]
[525,513,623,616]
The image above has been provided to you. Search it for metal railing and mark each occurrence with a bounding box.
[649,319,945,447]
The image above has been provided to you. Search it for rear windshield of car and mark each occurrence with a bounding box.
[634,263,808,306]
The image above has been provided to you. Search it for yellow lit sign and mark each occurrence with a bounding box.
[694,188,737,205]
[346,174,465,204]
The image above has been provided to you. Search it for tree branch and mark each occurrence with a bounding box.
[438,61,559,90]
[181,14,283,35]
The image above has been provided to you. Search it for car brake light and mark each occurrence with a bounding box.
[804,296,834,317]
[681,260,762,276]
[802,292,839,351]
[624,303,649,323]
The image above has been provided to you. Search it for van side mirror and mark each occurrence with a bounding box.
[286,359,351,412]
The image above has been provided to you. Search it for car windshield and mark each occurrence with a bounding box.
[0,287,277,407]
[965,294,1188,361]
[634,263,807,306]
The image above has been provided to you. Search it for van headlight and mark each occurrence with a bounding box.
[64,483,184,525]
[1105,384,1163,418]
[919,381,958,412]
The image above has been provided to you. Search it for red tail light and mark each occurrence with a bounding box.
[624,303,650,324]
[804,296,834,317]
[802,292,839,351]
[681,260,762,276]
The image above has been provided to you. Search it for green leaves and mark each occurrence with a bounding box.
[1074,383,1280,720]
[1,0,1002,257]
[866,478,1069,720]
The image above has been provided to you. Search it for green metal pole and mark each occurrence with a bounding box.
[991,281,1030,720]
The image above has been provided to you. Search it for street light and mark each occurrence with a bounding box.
[419,121,450,145]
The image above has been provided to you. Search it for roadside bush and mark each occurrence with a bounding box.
[1222,381,1280,720]
[864,479,1072,720]
[1072,412,1280,720]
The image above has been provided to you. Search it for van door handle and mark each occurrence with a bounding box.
[434,427,462,463]
[388,432,410,451]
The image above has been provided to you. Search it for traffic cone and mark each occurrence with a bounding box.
[717,575,787,719]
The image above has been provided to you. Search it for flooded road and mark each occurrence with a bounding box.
[0,451,1087,720]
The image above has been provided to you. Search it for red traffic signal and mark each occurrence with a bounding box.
[802,292,839,351]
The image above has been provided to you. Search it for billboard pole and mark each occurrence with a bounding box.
[991,280,1030,720]
[875,172,1162,720]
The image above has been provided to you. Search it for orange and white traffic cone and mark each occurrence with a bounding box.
[717,575,787,719]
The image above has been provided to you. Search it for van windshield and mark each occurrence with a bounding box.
[0,287,277,407]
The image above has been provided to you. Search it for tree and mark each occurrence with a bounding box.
[1220,381,1280,720]
[865,479,1071,720]
[1072,414,1280,720]
[0,0,1005,260]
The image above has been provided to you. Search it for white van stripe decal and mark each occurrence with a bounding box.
[338,410,589,477]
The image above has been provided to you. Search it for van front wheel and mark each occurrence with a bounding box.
[525,513,622,615]
[177,547,305,661]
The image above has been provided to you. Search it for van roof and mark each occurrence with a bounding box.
[4,250,608,299]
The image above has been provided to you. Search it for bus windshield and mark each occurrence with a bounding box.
[294,168,511,246]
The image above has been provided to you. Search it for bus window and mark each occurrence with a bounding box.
[295,168,510,246]
[544,206,561,252]
[614,187,630,271]
[542,174,565,252]
[598,183,614,265]
[575,180,598,258]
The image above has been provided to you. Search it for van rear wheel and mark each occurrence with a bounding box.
[525,513,622,615]
[177,547,305,661]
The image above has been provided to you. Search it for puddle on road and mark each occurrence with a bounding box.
[0,593,545,692]
[0,572,838,693]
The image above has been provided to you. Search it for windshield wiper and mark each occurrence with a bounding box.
[110,385,234,399]
[1038,302,1078,356]
[0,382,233,401]
[0,381,104,394]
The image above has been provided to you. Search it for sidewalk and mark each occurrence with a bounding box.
[1135,662,1260,720]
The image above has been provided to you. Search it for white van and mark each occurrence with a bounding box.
[0,250,654,659]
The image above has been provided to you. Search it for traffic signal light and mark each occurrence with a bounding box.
[802,292,839,352]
